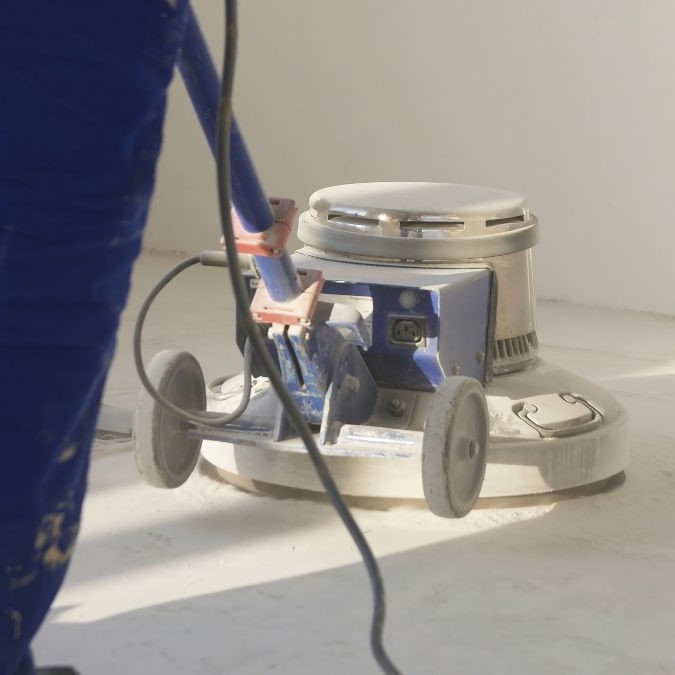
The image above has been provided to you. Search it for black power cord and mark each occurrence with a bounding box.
[133,254,254,427]
[218,1,401,673]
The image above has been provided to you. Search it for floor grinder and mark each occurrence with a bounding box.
[135,181,629,517]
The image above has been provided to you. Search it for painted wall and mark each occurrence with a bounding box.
[145,0,675,315]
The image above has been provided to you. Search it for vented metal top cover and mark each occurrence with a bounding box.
[297,182,539,261]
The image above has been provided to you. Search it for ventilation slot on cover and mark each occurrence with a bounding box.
[486,214,525,228]
[399,220,464,231]
[327,214,378,227]
[493,331,539,375]
[327,213,465,232]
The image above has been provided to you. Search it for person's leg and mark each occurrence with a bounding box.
[0,2,188,671]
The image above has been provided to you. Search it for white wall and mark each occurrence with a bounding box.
[145,0,675,315]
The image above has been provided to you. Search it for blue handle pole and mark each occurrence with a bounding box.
[178,3,302,302]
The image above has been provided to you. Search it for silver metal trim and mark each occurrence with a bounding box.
[298,213,539,261]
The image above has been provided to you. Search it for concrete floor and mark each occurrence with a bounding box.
[34,251,675,674]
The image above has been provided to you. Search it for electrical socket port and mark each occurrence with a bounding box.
[390,317,426,346]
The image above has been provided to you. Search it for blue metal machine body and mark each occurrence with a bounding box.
[217,264,495,445]
[320,271,492,389]
[320,280,491,392]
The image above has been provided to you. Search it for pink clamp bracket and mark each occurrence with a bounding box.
[250,268,324,325]
[232,197,297,258]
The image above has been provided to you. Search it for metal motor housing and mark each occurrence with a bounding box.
[297,182,539,375]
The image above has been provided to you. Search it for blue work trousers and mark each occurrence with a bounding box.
[0,2,189,672]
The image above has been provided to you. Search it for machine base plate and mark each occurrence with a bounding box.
[202,461,626,509]
[200,359,630,500]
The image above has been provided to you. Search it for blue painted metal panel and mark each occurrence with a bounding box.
[368,285,440,391]
[268,325,343,425]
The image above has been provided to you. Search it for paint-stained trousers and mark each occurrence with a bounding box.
[0,2,189,672]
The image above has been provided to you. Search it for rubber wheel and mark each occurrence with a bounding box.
[422,376,489,518]
[134,350,206,488]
